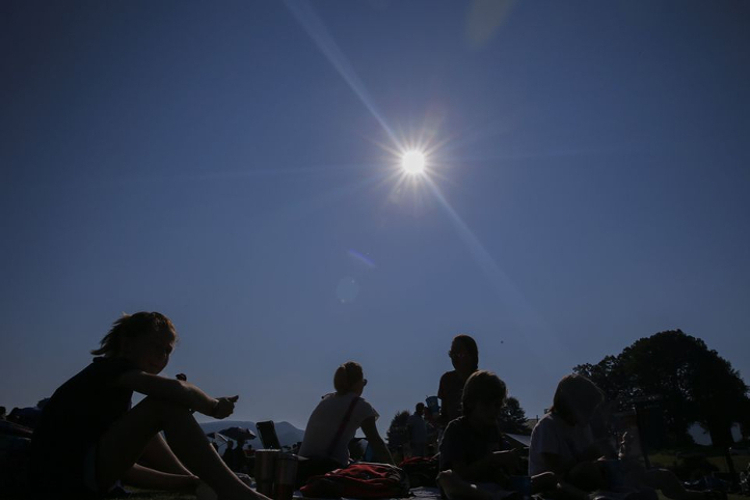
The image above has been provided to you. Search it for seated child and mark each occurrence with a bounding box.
[438,370,556,500]
[29,312,268,500]
[530,374,711,500]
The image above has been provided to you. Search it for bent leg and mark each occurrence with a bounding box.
[96,397,171,492]
[97,397,265,500]
[141,433,193,475]
[122,463,197,491]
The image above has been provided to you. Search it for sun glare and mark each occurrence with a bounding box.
[401,150,426,175]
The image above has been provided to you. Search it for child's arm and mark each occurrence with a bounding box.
[117,370,237,418]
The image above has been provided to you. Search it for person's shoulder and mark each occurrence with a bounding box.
[356,395,375,411]
[444,416,469,434]
[531,413,553,432]
[534,412,570,437]
[439,370,458,385]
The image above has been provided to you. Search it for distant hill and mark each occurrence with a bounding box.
[200,420,305,449]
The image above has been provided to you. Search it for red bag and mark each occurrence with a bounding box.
[300,462,410,499]
[398,456,439,487]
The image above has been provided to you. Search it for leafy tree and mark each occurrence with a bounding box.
[386,410,410,450]
[498,396,530,434]
[574,330,749,447]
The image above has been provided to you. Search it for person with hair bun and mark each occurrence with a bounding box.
[297,362,393,483]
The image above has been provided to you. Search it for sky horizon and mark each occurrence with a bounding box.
[2,1,749,436]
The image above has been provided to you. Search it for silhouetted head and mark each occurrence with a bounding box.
[449,334,479,372]
[415,402,425,415]
[462,370,507,425]
[92,312,177,374]
[333,361,366,395]
[551,374,604,425]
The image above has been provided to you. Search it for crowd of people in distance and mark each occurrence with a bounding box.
[19,311,721,500]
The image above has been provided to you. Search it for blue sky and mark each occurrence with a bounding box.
[1,1,749,433]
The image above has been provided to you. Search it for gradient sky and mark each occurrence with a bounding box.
[2,1,749,434]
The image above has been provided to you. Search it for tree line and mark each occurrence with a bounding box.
[574,329,749,447]
[387,329,749,449]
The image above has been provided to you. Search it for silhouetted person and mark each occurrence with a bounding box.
[29,311,268,500]
[438,335,479,427]
[438,371,556,500]
[530,374,708,500]
[297,361,394,485]
[407,403,428,457]
[223,441,238,471]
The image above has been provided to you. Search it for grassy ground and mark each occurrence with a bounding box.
[4,448,747,499]
[649,447,748,500]
[648,446,750,475]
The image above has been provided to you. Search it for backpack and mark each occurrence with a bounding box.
[300,462,410,499]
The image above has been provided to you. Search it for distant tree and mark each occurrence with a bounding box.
[574,330,749,447]
[386,410,410,450]
[574,355,631,403]
[498,396,530,434]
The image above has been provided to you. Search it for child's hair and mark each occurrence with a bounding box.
[452,334,479,370]
[462,370,507,416]
[550,374,604,419]
[92,312,177,357]
[333,361,364,395]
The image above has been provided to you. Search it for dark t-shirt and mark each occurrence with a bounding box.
[437,370,469,425]
[439,416,505,479]
[30,356,137,494]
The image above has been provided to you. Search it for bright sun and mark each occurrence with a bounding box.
[401,150,426,175]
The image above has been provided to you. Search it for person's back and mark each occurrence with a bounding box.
[299,391,375,466]
[297,362,393,487]
[31,356,137,494]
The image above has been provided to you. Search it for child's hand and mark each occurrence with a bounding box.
[212,395,239,419]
